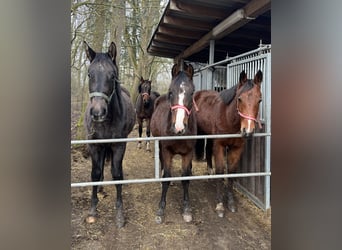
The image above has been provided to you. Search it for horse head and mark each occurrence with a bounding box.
[84,41,118,122]
[138,77,152,105]
[236,70,263,137]
[169,63,195,135]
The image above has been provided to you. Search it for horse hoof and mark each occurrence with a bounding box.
[137,143,142,149]
[207,168,215,175]
[116,219,125,228]
[182,212,193,223]
[116,211,125,228]
[228,204,237,213]
[86,215,96,224]
[155,215,164,224]
[215,202,225,218]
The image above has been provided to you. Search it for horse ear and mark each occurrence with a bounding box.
[140,76,144,82]
[108,42,117,64]
[239,70,247,83]
[172,64,180,77]
[237,70,248,88]
[84,41,96,62]
[138,83,141,93]
[254,70,263,86]
[184,63,194,79]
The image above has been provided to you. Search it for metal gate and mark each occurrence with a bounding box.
[226,45,271,210]
[191,45,271,210]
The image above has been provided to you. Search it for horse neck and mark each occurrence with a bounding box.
[108,90,123,119]
[223,96,241,132]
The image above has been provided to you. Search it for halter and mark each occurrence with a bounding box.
[171,104,191,116]
[89,79,117,103]
[171,97,199,116]
[141,92,150,99]
[236,100,262,129]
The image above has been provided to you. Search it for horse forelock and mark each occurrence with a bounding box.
[171,71,194,91]
[91,53,119,76]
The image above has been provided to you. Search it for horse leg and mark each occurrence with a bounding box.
[137,118,143,149]
[226,139,245,213]
[213,141,226,218]
[206,138,215,175]
[181,155,193,223]
[86,146,105,223]
[145,118,151,151]
[111,143,127,228]
[156,148,172,224]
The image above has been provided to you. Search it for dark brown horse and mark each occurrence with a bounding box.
[83,41,136,228]
[194,70,263,218]
[150,63,197,224]
[135,77,160,151]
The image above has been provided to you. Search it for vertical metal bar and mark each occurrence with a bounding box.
[154,139,160,178]
[207,40,215,89]
[264,52,272,209]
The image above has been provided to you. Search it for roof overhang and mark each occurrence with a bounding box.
[147,0,271,63]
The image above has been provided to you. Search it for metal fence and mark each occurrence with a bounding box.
[71,133,271,186]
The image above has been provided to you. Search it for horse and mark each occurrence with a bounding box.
[150,63,197,224]
[194,70,263,218]
[83,41,136,228]
[135,77,160,151]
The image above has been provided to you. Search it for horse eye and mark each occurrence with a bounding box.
[258,98,262,103]
[238,97,242,102]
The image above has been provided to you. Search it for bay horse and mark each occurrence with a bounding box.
[150,63,197,224]
[135,77,160,151]
[83,41,136,228]
[194,70,263,218]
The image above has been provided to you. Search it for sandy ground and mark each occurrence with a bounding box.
[71,123,271,249]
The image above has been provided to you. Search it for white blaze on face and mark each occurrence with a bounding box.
[174,83,186,132]
[247,119,252,133]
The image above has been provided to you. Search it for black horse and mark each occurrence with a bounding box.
[83,41,136,228]
[150,63,197,224]
[135,77,160,151]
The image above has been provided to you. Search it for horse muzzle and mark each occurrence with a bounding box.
[171,122,187,135]
[90,105,107,122]
[241,128,254,137]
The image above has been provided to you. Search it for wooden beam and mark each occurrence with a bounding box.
[163,15,213,31]
[169,0,228,20]
[154,33,195,46]
[158,26,203,39]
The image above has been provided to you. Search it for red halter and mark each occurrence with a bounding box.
[171,104,191,116]
[237,104,262,129]
[170,97,199,116]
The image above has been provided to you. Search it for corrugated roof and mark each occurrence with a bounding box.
[147,0,271,63]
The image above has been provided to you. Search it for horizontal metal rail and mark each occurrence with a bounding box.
[71,133,271,188]
[71,132,271,145]
[71,172,271,188]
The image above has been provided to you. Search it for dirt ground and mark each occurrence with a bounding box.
[71,124,271,250]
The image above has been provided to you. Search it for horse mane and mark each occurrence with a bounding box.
[219,80,254,105]
[120,85,131,97]
[152,91,160,98]
[173,71,192,86]
[154,94,167,109]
